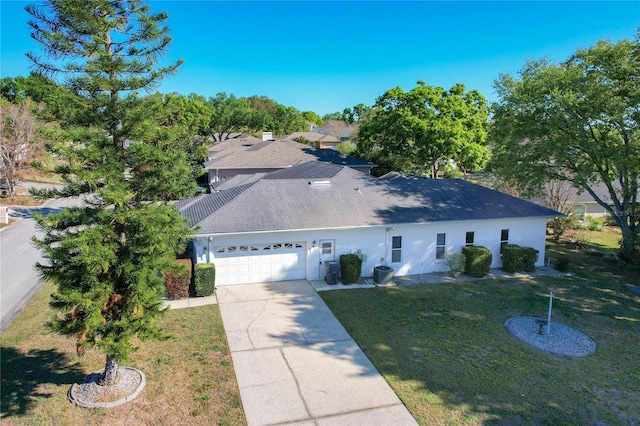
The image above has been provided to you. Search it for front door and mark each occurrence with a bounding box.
[318,239,335,279]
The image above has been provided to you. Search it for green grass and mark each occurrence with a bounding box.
[562,226,622,255]
[321,238,640,425]
[1,282,246,425]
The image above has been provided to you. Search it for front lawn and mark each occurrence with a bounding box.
[0,282,246,425]
[321,240,640,425]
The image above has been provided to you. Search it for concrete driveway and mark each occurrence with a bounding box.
[216,280,418,426]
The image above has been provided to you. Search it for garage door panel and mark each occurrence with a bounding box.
[212,241,306,285]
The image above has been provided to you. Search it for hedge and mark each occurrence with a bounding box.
[164,258,192,300]
[554,255,570,272]
[340,253,362,283]
[501,244,539,273]
[194,263,216,297]
[461,246,492,278]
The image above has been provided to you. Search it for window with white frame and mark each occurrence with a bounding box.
[436,233,446,259]
[391,236,402,263]
[466,231,475,246]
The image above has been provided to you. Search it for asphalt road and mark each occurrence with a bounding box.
[0,184,75,333]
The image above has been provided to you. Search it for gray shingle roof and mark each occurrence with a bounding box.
[286,132,340,142]
[180,162,562,235]
[178,183,255,228]
[204,138,375,169]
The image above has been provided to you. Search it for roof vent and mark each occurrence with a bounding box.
[308,180,331,186]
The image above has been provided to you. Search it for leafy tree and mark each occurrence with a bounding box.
[1,74,82,123]
[206,92,271,142]
[357,81,489,178]
[336,141,357,156]
[27,0,194,386]
[489,35,640,264]
[245,95,279,117]
[244,95,308,137]
[322,111,344,121]
[0,98,44,196]
[271,104,307,136]
[353,144,412,177]
[343,103,371,124]
[302,110,324,127]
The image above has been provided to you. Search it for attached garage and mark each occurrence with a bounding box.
[212,241,307,285]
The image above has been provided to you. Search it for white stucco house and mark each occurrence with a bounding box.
[177,162,561,286]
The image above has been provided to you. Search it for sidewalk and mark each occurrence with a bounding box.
[215,280,418,426]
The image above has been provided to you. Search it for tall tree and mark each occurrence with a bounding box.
[271,104,307,136]
[357,81,489,178]
[205,93,271,142]
[244,95,308,137]
[130,92,209,179]
[544,180,577,240]
[489,35,640,264]
[27,0,194,386]
[1,74,83,123]
[301,110,323,127]
[0,98,44,196]
[343,103,371,124]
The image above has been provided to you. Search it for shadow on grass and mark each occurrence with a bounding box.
[320,271,640,424]
[0,346,85,419]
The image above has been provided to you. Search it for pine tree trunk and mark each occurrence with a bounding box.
[100,355,120,386]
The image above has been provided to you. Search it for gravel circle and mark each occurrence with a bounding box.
[68,367,146,408]
[505,316,596,357]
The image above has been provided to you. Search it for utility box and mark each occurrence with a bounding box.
[0,206,8,224]
[325,261,340,285]
[373,265,394,285]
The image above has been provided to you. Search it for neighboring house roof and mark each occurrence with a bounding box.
[529,181,636,207]
[286,132,340,142]
[339,128,354,140]
[204,138,375,170]
[180,162,561,234]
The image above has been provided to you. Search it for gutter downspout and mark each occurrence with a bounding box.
[384,226,395,266]
[384,227,389,266]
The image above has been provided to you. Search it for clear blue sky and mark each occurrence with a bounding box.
[1,1,638,116]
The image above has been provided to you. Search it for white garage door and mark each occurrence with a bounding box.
[213,242,306,285]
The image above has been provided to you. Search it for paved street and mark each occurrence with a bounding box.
[0,186,74,332]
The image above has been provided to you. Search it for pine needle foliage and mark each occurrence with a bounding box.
[26,0,194,383]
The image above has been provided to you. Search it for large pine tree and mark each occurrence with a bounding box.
[27,0,195,385]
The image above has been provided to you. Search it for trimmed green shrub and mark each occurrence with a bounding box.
[164,258,192,300]
[445,251,466,277]
[554,255,570,272]
[462,246,492,278]
[501,244,539,273]
[194,263,215,297]
[340,253,362,283]
[586,216,604,231]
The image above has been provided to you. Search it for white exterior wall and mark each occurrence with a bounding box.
[192,216,549,284]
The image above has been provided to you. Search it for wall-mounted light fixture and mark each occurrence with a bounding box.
[203,247,208,255]
[312,240,316,249]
